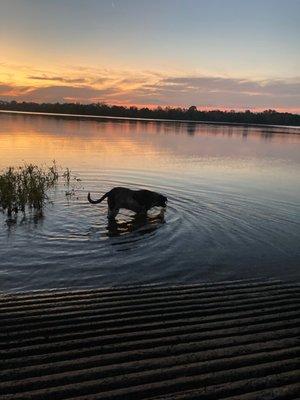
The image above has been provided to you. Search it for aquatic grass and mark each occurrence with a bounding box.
[63,167,83,199]
[62,167,71,186]
[0,162,60,218]
[0,162,83,220]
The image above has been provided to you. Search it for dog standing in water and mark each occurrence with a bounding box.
[88,187,167,219]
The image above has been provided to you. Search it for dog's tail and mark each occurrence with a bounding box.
[87,191,109,204]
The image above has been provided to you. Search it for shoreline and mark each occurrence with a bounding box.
[1,109,300,130]
[2,279,299,399]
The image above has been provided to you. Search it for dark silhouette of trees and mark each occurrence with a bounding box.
[0,100,299,126]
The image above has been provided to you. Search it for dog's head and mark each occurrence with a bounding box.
[155,194,168,208]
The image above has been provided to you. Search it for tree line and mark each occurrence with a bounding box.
[0,100,299,126]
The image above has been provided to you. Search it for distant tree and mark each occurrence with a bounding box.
[0,100,299,126]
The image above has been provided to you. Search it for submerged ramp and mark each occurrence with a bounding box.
[1,279,300,400]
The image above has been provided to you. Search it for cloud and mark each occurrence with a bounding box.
[28,75,87,84]
[0,83,31,96]
[92,77,110,85]
[148,76,300,97]
[161,77,262,91]
[24,85,119,102]
[0,84,15,94]
[0,83,119,102]
[124,76,300,110]
[0,73,299,112]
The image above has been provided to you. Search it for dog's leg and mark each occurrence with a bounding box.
[108,208,119,220]
[137,206,148,217]
[107,196,119,220]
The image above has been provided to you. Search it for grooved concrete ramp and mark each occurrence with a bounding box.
[1,279,300,399]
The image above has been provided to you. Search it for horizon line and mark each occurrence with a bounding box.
[1,109,299,130]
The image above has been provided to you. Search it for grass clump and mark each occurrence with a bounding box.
[0,162,59,218]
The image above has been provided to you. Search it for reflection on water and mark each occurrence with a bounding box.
[106,211,165,238]
[0,112,299,292]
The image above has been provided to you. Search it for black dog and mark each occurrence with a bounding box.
[88,187,167,219]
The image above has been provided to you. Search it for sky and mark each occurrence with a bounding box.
[0,0,299,112]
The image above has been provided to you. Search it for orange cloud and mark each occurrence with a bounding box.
[28,75,87,84]
[0,62,299,112]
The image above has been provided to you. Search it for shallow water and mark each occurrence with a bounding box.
[0,112,299,292]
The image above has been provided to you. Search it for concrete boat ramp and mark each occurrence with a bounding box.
[1,279,299,399]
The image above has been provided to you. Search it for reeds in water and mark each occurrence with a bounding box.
[0,162,59,218]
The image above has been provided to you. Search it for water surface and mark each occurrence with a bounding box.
[0,112,299,292]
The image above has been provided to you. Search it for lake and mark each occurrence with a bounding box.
[0,112,299,292]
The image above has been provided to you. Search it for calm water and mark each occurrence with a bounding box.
[0,112,299,292]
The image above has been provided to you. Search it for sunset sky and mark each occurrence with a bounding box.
[1,0,299,112]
